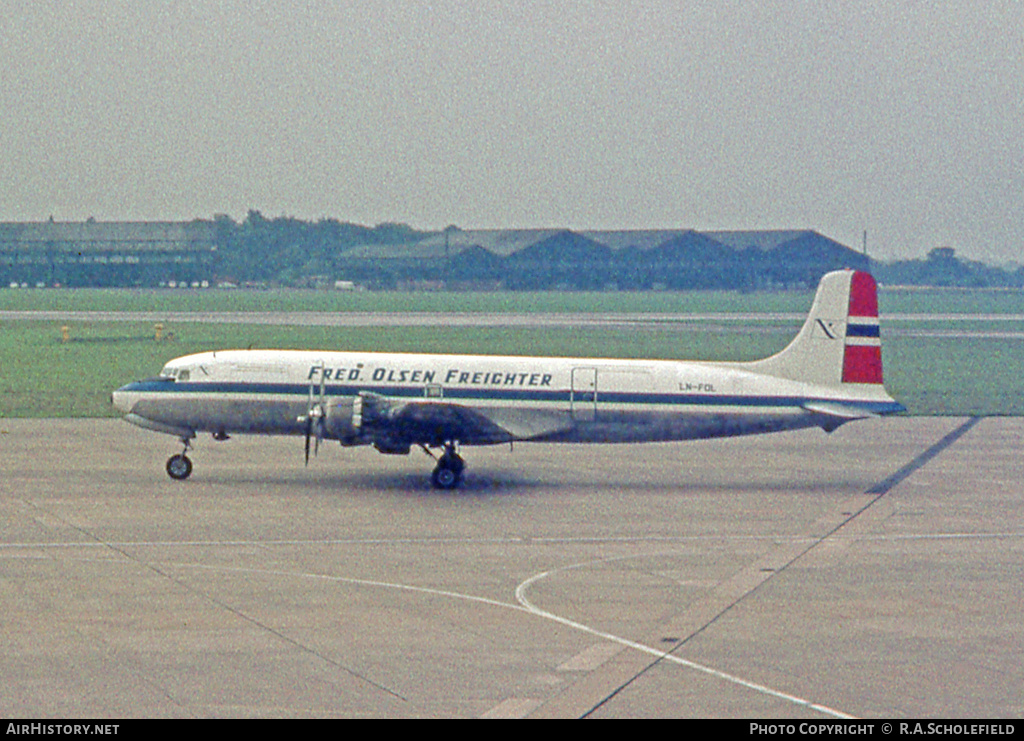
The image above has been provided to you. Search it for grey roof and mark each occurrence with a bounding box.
[577,230,700,251]
[417,229,565,256]
[0,220,216,252]
[702,230,813,251]
[344,229,565,259]
[342,228,846,259]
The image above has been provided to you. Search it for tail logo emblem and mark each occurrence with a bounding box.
[815,319,839,340]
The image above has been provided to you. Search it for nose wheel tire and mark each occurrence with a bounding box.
[166,453,193,480]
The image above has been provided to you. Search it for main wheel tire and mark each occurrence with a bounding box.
[431,464,461,490]
[166,453,193,480]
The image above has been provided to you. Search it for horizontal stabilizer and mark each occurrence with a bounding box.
[801,401,878,432]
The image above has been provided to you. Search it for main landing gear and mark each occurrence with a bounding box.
[165,438,194,480]
[161,434,468,489]
[427,442,465,490]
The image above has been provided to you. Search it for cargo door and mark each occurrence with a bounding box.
[571,367,598,422]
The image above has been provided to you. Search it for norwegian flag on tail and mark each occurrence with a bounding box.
[842,271,884,384]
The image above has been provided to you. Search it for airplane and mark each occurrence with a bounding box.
[111,269,903,489]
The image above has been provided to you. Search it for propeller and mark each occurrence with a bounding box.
[303,404,325,464]
[299,362,327,465]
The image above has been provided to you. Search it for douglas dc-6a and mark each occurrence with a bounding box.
[111,270,903,489]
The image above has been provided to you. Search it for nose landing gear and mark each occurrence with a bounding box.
[165,438,194,480]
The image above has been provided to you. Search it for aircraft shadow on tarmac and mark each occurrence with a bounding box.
[153,465,882,497]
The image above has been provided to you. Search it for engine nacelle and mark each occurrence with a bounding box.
[322,392,408,450]
[322,397,358,441]
[352,391,399,429]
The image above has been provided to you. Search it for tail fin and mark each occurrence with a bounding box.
[746,270,888,390]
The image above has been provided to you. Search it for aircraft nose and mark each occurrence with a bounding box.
[111,383,135,414]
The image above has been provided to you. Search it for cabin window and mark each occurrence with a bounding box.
[177,369,190,382]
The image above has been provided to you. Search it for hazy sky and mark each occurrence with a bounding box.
[2,1,1021,261]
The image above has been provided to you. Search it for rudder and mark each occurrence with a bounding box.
[841,271,883,384]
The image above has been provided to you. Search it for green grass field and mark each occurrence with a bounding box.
[3,286,1023,418]
[6,285,1024,314]
[0,287,817,314]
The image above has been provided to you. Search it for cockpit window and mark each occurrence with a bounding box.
[159,367,190,381]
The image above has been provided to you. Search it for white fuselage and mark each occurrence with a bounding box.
[112,348,899,448]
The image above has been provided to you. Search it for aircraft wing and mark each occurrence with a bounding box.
[352,392,572,450]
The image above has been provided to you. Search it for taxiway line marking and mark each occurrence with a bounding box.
[514,562,855,719]
[520,417,985,718]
